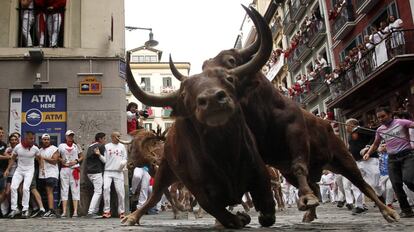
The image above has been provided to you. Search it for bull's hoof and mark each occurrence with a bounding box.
[236,211,251,226]
[258,212,275,227]
[302,210,317,223]
[121,214,139,226]
[381,206,400,222]
[298,193,319,211]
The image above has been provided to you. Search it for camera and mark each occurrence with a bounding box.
[138,109,149,118]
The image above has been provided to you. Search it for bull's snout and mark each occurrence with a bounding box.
[196,89,228,109]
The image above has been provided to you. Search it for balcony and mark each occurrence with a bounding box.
[355,0,379,15]
[142,86,154,93]
[302,0,314,4]
[286,53,300,73]
[332,6,355,41]
[17,7,66,48]
[294,42,312,61]
[291,0,306,21]
[327,29,414,109]
[308,21,326,48]
[283,11,295,35]
[160,85,176,94]
[266,53,285,81]
[295,67,331,105]
[161,107,173,118]
[271,19,282,38]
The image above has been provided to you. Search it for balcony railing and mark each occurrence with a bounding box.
[286,52,301,73]
[293,66,331,105]
[355,0,379,15]
[291,0,306,21]
[18,6,65,48]
[142,86,154,93]
[271,19,282,37]
[308,21,326,47]
[160,85,176,94]
[283,11,295,35]
[294,41,312,61]
[328,29,414,100]
[332,5,355,40]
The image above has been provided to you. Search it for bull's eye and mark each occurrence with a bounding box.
[225,57,236,68]
[226,76,235,83]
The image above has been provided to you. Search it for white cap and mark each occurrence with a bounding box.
[65,130,75,136]
[41,133,50,139]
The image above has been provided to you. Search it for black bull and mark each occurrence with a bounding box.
[122,6,277,229]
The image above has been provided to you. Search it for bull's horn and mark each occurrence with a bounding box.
[238,10,260,60]
[232,6,272,77]
[169,55,188,81]
[126,51,178,107]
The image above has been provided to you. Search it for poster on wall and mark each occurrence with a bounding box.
[9,90,67,146]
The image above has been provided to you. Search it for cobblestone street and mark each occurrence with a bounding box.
[1,203,413,231]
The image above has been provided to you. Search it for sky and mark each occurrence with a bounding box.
[125,0,252,75]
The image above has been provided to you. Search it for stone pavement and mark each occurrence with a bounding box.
[1,203,413,232]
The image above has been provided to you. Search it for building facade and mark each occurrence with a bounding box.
[127,47,190,131]
[0,0,126,146]
[325,0,414,125]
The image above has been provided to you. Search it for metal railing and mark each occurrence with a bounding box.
[291,0,305,20]
[328,29,414,100]
[307,20,326,46]
[18,7,65,48]
[332,5,355,36]
[294,66,332,104]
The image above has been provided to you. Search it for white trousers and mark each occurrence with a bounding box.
[336,175,354,204]
[87,173,103,214]
[60,168,80,201]
[379,175,394,205]
[11,169,34,211]
[320,185,332,203]
[47,13,62,47]
[351,158,381,208]
[22,10,35,47]
[103,171,125,214]
[131,167,151,208]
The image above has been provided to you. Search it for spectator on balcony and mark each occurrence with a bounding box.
[20,0,35,47]
[34,0,47,47]
[370,26,388,67]
[317,55,328,69]
[46,0,66,48]
[388,15,405,56]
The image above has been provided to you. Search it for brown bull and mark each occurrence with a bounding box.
[196,6,399,223]
[121,6,276,229]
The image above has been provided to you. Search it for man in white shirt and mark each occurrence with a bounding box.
[7,131,43,219]
[58,130,83,218]
[100,131,127,219]
[38,134,59,218]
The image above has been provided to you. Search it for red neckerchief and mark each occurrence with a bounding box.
[21,141,33,149]
[66,141,74,147]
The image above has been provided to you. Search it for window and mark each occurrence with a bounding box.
[163,77,172,87]
[18,1,66,47]
[363,2,398,36]
[144,123,152,131]
[165,123,173,129]
[141,77,151,92]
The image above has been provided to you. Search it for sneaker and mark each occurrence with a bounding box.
[351,207,365,215]
[337,200,345,208]
[8,209,21,219]
[102,211,111,219]
[399,210,414,218]
[345,203,353,210]
[72,213,79,218]
[21,210,30,219]
[31,209,45,218]
[61,212,67,218]
[42,210,52,218]
[119,213,125,219]
[85,213,102,219]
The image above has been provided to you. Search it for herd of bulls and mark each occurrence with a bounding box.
[121,6,400,229]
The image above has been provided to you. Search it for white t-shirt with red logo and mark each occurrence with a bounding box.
[12,143,40,172]
[39,145,59,179]
[58,143,82,169]
[104,143,127,171]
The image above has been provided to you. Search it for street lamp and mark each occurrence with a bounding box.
[125,26,159,48]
